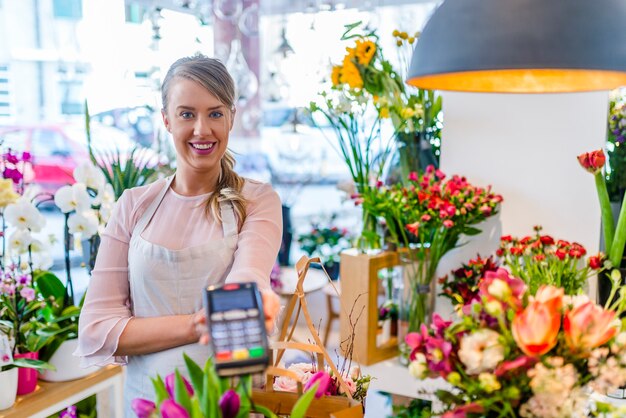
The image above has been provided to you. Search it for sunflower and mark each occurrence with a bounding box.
[331,66,342,86]
[354,39,376,66]
[340,59,363,89]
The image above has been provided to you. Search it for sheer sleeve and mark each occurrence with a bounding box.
[74,189,135,367]
[225,182,282,291]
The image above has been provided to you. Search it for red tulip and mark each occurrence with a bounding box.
[512,300,560,356]
[577,149,606,174]
[564,301,617,351]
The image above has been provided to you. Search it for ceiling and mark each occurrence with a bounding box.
[127,0,436,17]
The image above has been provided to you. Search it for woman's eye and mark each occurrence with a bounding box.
[180,111,194,119]
[209,111,224,119]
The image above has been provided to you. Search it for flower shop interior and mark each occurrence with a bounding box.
[3,0,626,417]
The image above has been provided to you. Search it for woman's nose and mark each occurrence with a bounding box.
[193,116,212,136]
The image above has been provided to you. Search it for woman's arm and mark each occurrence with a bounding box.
[115,314,197,356]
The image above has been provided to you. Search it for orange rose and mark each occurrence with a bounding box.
[564,301,617,352]
[532,285,564,312]
[512,301,560,356]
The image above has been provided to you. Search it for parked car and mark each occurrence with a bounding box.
[0,122,139,194]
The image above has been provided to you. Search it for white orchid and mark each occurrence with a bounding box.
[73,162,105,192]
[54,183,92,214]
[4,198,46,232]
[68,210,99,239]
[8,229,33,254]
[31,251,53,271]
[93,182,115,209]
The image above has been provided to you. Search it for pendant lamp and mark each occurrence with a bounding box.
[407,0,626,93]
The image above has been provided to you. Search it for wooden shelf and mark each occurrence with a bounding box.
[0,365,124,418]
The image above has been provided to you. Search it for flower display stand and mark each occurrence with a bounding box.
[339,249,400,365]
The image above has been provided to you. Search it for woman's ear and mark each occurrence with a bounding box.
[161,108,171,133]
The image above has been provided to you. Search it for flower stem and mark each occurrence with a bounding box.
[609,189,626,267]
[596,171,615,257]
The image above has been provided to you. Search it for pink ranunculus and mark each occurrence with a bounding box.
[160,399,189,418]
[408,171,419,182]
[131,398,156,418]
[564,301,617,352]
[338,376,356,395]
[577,149,606,174]
[443,220,454,228]
[273,375,300,393]
[512,301,560,357]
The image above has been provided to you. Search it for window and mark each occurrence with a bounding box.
[0,64,11,119]
[53,0,82,19]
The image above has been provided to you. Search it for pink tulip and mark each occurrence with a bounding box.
[160,399,189,418]
[130,398,156,418]
[512,300,560,357]
[304,371,332,398]
[564,301,617,351]
[164,373,194,399]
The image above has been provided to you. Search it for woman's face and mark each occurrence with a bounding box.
[162,77,234,176]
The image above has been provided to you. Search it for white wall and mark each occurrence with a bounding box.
[435,91,608,305]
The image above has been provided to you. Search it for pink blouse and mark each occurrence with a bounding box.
[75,177,282,367]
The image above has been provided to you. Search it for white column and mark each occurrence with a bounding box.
[436,91,608,304]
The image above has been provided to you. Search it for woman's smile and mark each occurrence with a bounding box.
[189,141,217,155]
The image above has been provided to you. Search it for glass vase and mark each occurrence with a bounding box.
[397,251,437,365]
[355,207,382,253]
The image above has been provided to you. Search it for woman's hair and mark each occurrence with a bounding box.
[161,54,247,229]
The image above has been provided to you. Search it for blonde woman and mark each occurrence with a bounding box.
[75,54,282,416]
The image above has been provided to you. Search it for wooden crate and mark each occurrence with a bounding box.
[339,249,400,365]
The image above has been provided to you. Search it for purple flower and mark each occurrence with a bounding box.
[17,274,31,286]
[160,399,189,418]
[304,371,332,398]
[164,372,194,399]
[21,152,31,162]
[613,128,621,135]
[3,152,18,165]
[617,135,625,144]
[59,405,77,418]
[131,398,156,418]
[20,287,35,302]
[219,389,240,418]
[3,167,22,184]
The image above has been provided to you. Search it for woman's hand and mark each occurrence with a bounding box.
[193,290,282,345]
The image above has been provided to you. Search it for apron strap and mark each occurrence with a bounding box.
[133,175,175,236]
[220,201,238,238]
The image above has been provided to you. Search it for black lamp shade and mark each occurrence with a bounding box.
[407,0,626,93]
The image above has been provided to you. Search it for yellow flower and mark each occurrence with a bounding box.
[399,31,408,40]
[392,29,400,37]
[408,37,415,44]
[379,107,390,118]
[396,40,403,47]
[401,107,416,119]
[0,179,19,208]
[331,66,342,86]
[345,47,356,58]
[340,60,363,89]
[355,39,376,66]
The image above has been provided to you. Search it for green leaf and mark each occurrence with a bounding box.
[174,369,193,413]
[34,271,66,303]
[190,397,204,418]
[13,358,56,371]
[151,375,169,406]
[462,226,483,236]
[290,382,319,418]
[183,353,205,399]
[252,404,278,418]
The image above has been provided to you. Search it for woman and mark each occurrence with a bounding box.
[75,54,282,416]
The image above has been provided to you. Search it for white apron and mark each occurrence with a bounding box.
[124,175,238,417]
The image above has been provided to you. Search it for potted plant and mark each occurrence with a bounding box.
[297,221,352,280]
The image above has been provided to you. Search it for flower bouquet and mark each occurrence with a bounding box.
[363,165,503,357]
[309,22,400,251]
[606,91,626,202]
[297,223,351,279]
[496,226,604,295]
[406,268,626,418]
[439,255,499,308]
